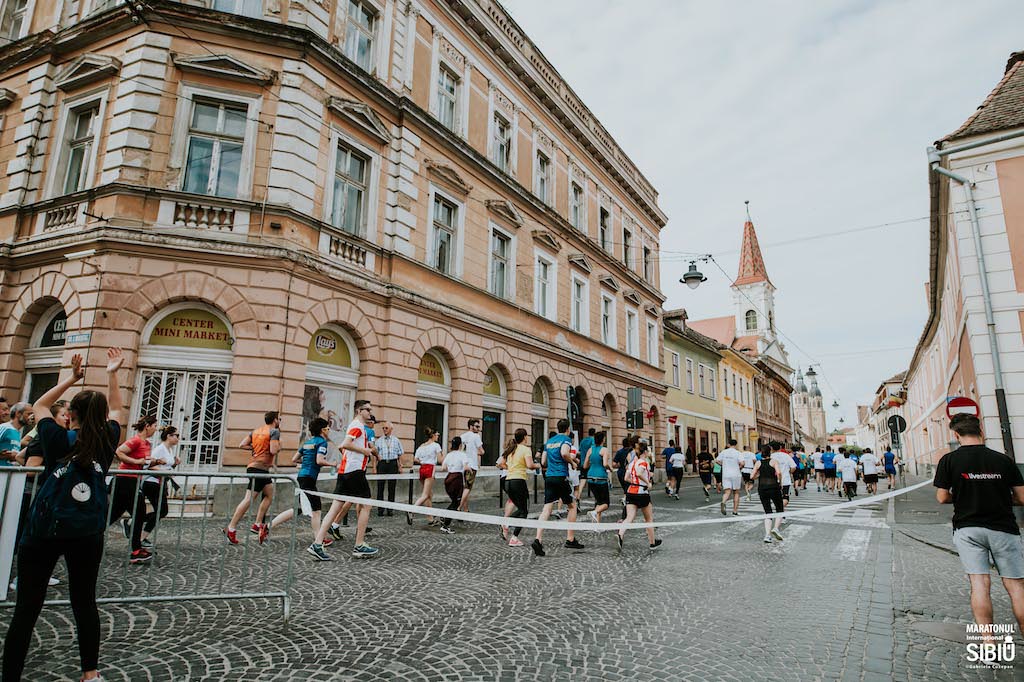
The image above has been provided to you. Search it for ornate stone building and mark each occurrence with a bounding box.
[792,366,826,449]
[0,0,668,468]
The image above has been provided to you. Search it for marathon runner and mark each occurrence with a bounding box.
[531,419,585,557]
[821,446,837,493]
[616,445,662,552]
[812,447,825,492]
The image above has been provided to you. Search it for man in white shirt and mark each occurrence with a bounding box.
[859,448,880,494]
[769,442,797,510]
[715,439,745,516]
[740,449,756,502]
[459,418,485,512]
[812,448,825,492]
[833,448,848,497]
[837,451,859,498]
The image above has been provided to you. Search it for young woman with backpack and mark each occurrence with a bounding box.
[752,444,785,544]
[2,347,126,682]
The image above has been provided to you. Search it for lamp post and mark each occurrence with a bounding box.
[679,256,711,290]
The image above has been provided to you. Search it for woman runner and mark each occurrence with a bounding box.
[439,436,466,534]
[408,427,442,526]
[752,445,785,543]
[139,425,180,548]
[113,415,157,564]
[615,444,662,552]
[883,448,899,489]
[500,429,537,546]
[584,431,612,522]
[270,418,333,543]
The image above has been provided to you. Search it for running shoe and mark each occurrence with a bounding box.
[746,493,752,502]
[704,491,710,501]
[650,539,663,550]
[250,523,261,535]
[140,538,153,549]
[531,539,545,557]
[500,526,509,540]
[223,528,238,545]
[406,511,413,526]
[720,501,726,516]
[307,543,331,561]
[763,535,772,543]
[322,537,334,548]
[352,543,379,558]
[258,524,269,545]
[440,526,455,535]
[673,494,679,500]
[427,519,440,527]
[616,533,623,552]
[121,519,130,539]
[771,528,784,541]
[732,512,739,516]
[328,525,344,541]
[129,549,152,564]
[508,537,524,547]
[564,539,585,550]
[587,510,599,523]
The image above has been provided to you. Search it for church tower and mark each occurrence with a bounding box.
[731,207,778,353]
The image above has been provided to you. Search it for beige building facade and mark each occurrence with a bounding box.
[718,347,756,451]
[0,1,667,468]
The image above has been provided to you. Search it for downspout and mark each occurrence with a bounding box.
[928,146,1016,459]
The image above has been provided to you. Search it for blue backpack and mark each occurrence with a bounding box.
[23,460,108,543]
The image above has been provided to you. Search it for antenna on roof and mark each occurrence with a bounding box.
[744,200,752,222]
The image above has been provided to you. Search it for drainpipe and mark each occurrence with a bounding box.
[928,148,1016,459]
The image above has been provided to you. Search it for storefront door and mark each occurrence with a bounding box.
[531,418,547,457]
[136,369,229,470]
[414,401,446,450]
[481,410,501,466]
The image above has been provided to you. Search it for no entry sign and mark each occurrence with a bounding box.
[946,396,980,419]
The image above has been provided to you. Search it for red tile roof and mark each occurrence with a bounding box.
[733,335,760,354]
[945,51,1024,142]
[733,220,772,287]
[686,316,735,347]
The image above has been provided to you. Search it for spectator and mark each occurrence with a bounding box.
[374,420,403,516]
[0,403,31,465]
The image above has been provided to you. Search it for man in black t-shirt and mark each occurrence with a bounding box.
[934,414,1024,634]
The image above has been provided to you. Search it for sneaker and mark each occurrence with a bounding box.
[616,532,624,551]
[704,492,710,501]
[508,537,524,547]
[771,528,784,541]
[747,493,752,502]
[322,537,334,548]
[307,543,331,561]
[140,538,153,549]
[720,501,726,516]
[531,539,545,557]
[427,519,440,527]
[587,510,599,523]
[763,535,772,543]
[406,512,413,526]
[564,539,585,550]
[250,523,261,535]
[121,519,130,539]
[440,526,455,535]
[552,510,565,520]
[129,549,152,564]
[258,524,269,545]
[500,526,509,540]
[352,543,379,558]
[650,539,663,550]
[732,512,739,516]
[328,526,344,541]
[673,494,680,500]
[224,528,238,545]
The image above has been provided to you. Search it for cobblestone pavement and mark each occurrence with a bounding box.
[2,478,1021,680]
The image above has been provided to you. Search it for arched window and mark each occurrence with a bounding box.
[745,309,758,331]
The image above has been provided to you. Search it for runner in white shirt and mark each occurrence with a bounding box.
[740,449,756,502]
[140,426,180,548]
[837,450,859,499]
[458,419,484,513]
[439,437,469,534]
[812,448,825,492]
[769,442,797,512]
[715,440,745,516]
[833,448,847,497]
[668,449,686,499]
[859,448,880,494]
[409,428,443,526]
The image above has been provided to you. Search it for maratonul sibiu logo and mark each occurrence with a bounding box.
[961,472,1002,480]
[965,624,1016,669]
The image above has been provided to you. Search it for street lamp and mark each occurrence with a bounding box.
[680,261,707,290]
[832,400,839,409]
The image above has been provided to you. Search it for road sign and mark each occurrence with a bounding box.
[626,387,642,412]
[946,396,979,419]
[887,414,907,434]
[626,410,643,429]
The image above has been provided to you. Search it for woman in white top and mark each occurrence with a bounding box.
[408,427,442,526]
[140,425,180,548]
[439,436,467,535]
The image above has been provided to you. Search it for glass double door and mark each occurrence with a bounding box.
[136,369,229,470]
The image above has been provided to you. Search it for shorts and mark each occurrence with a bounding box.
[741,472,752,482]
[568,469,581,487]
[590,481,610,506]
[843,482,857,494]
[864,474,878,484]
[543,476,574,505]
[297,475,321,512]
[444,472,465,502]
[699,473,713,486]
[464,469,477,489]
[671,467,685,482]
[722,475,742,491]
[334,470,371,499]
[713,471,723,482]
[781,485,791,501]
[814,467,824,475]
[952,526,1024,578]
[824,469,836,479]
[884,465,897,475]
[625,492,651,508]
[758,486,784,514]
[246,467,272,494]
[419,464,435,482]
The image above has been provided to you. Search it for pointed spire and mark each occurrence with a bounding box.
[733,202,772,287]
[794,367,807,393]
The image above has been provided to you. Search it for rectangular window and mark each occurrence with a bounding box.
[686,358,694,393]
[489,230,510,299]
[646,320,657,364]
[710,432,719,452]
[344,0,376,71]
[182,100,247,199]
[432,194,457,274]
[571,276,588,333]
[61,106,98,195]
[213,0,262,18]
[570,182,584,229]
[732,374,737,401]
[492,112,511,173]
[708,368,717,399]
[643,247,652,282]
[1,0,28,42]
[536,151,550,203]
[671,352,680,387]
[331,142,368,235]
[535,254,555,320]
[723,369,729,398]
[622,227,632,267]
[698,363,706,396]
[437,67,459,132]
[625,310,638,358]
[601,295,615,346]
[599,207,610,251]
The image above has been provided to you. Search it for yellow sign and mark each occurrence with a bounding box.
[418,353,446,384]
[307,328,352,368]
[483,368,503,396]
[149,308,232,350]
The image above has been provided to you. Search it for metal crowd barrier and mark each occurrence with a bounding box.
[0,468,299,622]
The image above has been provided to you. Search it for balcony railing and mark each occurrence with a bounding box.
[42,203,80,232]
[171,201,236,231]
[325,231,368,268]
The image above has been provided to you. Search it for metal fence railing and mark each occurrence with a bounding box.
[0,468,299,622]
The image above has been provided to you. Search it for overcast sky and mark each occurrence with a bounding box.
[505,0,1024,428]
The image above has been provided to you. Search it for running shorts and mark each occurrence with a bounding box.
[815,467,824,474]
[741,472,752,482]
[884,465,897,475]
[843,482,857,495]
[419,464,435,482]
[444,472,465,502]
[625,492,651,508]
[781,485,791,500]
[722,475,742,491]
[543,476,573,505]
[246,467,273,494]
[824,469,836,479]
[671,467,686,482]
[589,481,610,506]
[297,475,321,512]
[758,486,784,514]
[864,474,878,484]
[334,470,371,498]
[713,471,723,482]
[464,469,477,489]
[568,469,581,487]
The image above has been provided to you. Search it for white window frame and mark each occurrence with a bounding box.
[429,32,471,138]
[535,149,552,204]
[671,352,680,387]
[427,186,465,278]
[646,319,657,365]
[490,110,512,173]
[643,246,652,283]
[708,367,717,400]
[625,307,639,359]
[598,205,611,252]
[534,248,557,321]
[487,223,516,300]
[622,225,633,269]
[342,0,379,73]
[211,0,263,19]
[570,272,589,335]
[321,127,380,242]
[600,293,616,347]
[686,358,694,394]
[169,84,261,201]
[1,0,34,43]
[45,89,109,199]
[698,362,706,396]
[568,174,586,231]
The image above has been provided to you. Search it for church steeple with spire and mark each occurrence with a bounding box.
[731,202,779,349]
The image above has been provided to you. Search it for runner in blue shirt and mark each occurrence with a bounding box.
[662,440,678,496]
[821,447,837,493]
[271,418,332,543]
[883,449,899,489]
[577,428,595,503]
[531,419,584,556]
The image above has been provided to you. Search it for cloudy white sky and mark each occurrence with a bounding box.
[505,0,1024,428]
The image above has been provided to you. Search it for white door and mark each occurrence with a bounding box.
[136,369,230,471]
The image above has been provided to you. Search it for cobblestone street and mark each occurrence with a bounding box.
[2,478,1019,680]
